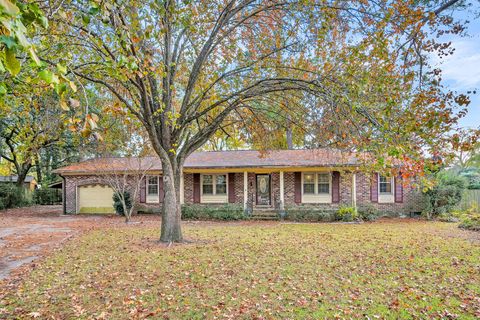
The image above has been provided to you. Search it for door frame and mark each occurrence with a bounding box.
[255,174,271,205]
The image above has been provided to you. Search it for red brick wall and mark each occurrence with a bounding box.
[64,175,161,214]
[247,172,256,206]
[64,170,422,214]
[283,172,296,204]
[182,172,245,205]
[355,172,422,213]
[183,173,194,204]
[271,172,280,207]
[233,172,245,205]
[282,171,420,213]
[282,171,353,209]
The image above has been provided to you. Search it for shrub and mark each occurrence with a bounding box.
[458,212,480,231]
[458,168,480,190]
[423,174,466,218]
[336,205,358,222]
[113,192,132,216]
[136,205,161,214]
[378,210,402,218]
[436,207,466,222]
[33,188,61,205]
[283,207,337,222]
[357,204,379,221]
[0,184,30,209]
[181,204,246,220]
[438,213,460,223]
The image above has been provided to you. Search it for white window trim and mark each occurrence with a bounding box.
[301,172,332,204]
[378,175,395,203]
[146,175,159,204]
[200,174,228,203]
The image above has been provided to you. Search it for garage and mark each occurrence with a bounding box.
[78,184,115,214]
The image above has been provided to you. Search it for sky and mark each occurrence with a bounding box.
[433,9,480,129]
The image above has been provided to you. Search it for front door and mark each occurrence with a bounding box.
[256,174,271,205]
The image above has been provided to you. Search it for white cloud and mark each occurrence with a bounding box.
[432,39,480,91]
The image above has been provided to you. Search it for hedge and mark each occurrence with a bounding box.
[33,188,62,205]
[283,205,388,222]
[181,204,247,220]
[0,184,31,210]
[283,207,338,222]
[136,203,395,222]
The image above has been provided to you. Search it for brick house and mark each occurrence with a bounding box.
[54,149,422,215]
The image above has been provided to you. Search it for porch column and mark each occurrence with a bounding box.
[279,171,285,210]
[180,172,185,204]
[243,171,248,210]
[352,172,357,210]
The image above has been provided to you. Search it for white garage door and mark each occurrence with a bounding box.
[78,185,115,214]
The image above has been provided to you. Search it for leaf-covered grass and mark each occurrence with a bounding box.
[2,220,479,319]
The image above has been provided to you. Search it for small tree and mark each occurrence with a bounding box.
[97,157,152,223]
[113,191,132,216]
[423,172,467,219]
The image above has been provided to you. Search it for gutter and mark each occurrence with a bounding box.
[54,163,361,175]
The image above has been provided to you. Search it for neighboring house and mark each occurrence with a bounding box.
[54,149,422,215]
[0,175,38,191]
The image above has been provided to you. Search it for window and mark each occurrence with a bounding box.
[303,173,331,195]
[216,175,227,195]
[202,174,227,196]
[202,175,213,195]
[147,176,158,195]
[379,175,393,194]
[303,174,315,194]
[146,176,159,203]
[317,173,330,194]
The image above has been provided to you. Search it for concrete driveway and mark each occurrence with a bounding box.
[0,206,145,281]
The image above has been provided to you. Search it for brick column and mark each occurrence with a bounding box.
[352,172,357,210]
[180,172,184,204]
[339,171,353,206]
[279,171,285,210]
[243,171,248,210]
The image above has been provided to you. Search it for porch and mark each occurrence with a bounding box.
[183,170,348,220]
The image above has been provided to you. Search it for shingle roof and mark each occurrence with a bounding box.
[54,148,364,174]
[0,175,36,183]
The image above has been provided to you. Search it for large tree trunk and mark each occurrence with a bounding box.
[159,160,183,243]
[35,153,42,184]
[286,115,293,149]
[13,159,32,188]
[286,127,293,149]
[15,168,28,188]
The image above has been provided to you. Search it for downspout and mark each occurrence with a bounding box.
[60,174,66,215]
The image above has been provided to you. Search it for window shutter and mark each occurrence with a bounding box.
[332,171,340,203]
[159,176,164,203]
[228,173,235,203]
[371,173,379,203]
[140,176,146,203]
[193,173,200,203]
[394,175,403,203]
[294,172,301,204]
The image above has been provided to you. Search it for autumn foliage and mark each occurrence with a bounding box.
[1,0,478,241]
[1,221,479,318]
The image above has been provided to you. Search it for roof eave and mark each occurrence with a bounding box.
[55,163,359,175]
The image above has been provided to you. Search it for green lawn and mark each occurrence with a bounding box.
[2,220,479,319]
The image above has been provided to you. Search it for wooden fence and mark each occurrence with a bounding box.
[460,189,480,210]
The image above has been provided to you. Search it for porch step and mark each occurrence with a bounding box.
[251,208,279,220]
